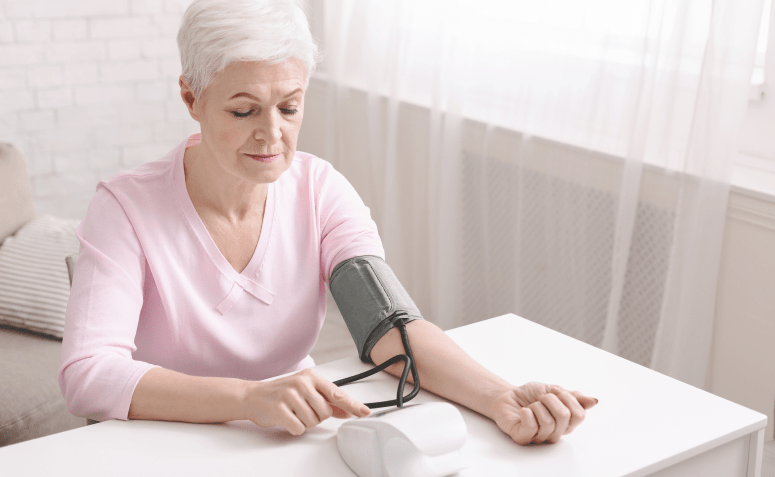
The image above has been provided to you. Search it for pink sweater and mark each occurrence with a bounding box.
[59,135,384,422]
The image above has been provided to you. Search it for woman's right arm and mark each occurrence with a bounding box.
[129,367,370,434]
[59,185,156,421]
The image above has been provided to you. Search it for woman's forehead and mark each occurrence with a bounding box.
[211,59,306,99]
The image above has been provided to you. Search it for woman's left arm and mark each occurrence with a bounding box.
[369,319,598,445]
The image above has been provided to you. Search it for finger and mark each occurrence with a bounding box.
[528,401,555,443]
[556,391,586,435]
[546,384,568,395]
[512,407,538,445]
[540,393,571,443]
[570,391,598,410]
[303,388,334,423]
[330,404,353,419]
[316,378,370,417]
[279,403,307,436]
[287,392,321,429]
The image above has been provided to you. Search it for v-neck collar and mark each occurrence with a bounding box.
[173,134,276,312]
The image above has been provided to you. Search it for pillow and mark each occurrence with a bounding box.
[0,215,80,339]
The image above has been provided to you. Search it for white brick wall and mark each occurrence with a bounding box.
[0,0,199,219]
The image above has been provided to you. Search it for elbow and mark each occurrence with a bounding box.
[58,360,96,420]
[58,356,125,422]
[59,351,154,422]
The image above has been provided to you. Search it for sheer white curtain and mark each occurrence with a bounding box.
[318,0,762,388]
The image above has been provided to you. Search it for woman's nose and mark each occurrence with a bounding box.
[254,110,282,145]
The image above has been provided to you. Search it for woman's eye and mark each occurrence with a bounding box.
[231,109,254,118]
[280,108,299,115]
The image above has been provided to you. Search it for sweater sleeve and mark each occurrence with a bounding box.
[317,162,385,282]
[58,184,158,421]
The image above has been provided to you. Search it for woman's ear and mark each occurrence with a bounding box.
[179,75,201,122]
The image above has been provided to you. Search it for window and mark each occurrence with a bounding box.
[311,1,769,179]
[738,0,775,170]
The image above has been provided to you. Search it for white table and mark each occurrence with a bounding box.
[0,314,767,476]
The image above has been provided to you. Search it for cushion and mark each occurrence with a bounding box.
[0,215,80,339]
[0,143,36,244]
[0,325,86,446]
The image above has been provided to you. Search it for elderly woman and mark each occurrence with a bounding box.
[59,0,596,445]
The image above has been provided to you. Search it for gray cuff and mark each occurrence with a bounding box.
[330,256,423,363]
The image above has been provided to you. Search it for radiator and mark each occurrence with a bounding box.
[461,151,675,367]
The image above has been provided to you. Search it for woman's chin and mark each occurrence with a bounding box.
[241,161,291,184]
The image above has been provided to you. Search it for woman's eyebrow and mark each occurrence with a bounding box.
[229,92,260,101]
[228,88,303,101]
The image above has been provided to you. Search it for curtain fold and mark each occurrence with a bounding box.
[319,0,763,388]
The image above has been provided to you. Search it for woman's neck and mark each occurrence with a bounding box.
[183,142,268,223]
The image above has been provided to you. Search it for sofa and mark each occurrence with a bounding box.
[0,143,86,447]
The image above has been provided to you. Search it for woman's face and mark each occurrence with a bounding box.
[181,59,306,184]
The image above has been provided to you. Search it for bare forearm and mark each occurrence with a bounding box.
[128,367,248,423]
[369,320,514,420]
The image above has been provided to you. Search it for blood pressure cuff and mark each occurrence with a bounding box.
[330,255,424,364]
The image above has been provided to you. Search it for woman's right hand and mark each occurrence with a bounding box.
[242,368,371,435]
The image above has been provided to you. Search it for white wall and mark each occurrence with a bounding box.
[712,193,775,441]
[0,0,199,219]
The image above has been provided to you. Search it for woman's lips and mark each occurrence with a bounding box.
[246,153,280,163]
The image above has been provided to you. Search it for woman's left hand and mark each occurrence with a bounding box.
[489,382,597,445]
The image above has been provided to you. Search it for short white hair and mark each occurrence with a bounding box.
[178,0,319,96]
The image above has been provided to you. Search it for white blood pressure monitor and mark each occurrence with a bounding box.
[337,402,469,477]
